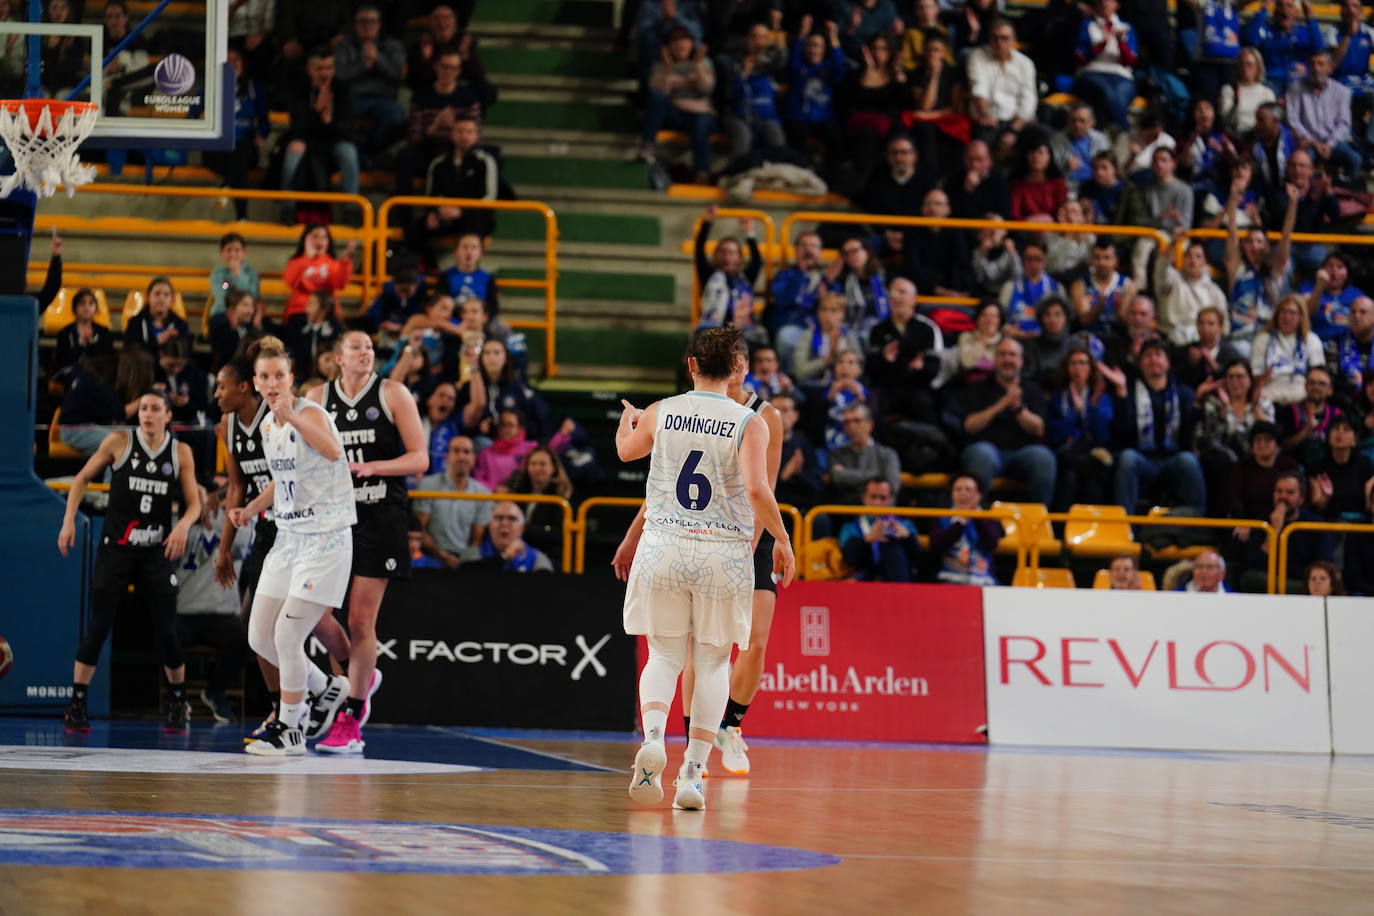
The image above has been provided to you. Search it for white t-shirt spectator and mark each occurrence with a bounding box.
[965,45,1038,124]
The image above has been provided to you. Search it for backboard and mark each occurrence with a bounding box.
[0,0,230,150]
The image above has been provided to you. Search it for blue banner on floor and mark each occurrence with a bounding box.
[313,571,635,731]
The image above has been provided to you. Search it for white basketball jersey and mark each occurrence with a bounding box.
[644,391,755,542]
[262,398,358,534]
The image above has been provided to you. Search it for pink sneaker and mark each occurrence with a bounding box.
[316,711,364,754]
[358,668,383,727]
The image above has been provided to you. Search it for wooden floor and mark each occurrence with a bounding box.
[3,720,1374,914]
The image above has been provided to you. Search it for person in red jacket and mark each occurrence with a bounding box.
[282,224,357,324]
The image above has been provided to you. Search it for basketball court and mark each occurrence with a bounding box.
[2,719,1374,913]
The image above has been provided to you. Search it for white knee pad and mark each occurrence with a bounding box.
[273,597,329,694]
[689,639,733,736]
[640,634,689,709]
[247,593,284,666]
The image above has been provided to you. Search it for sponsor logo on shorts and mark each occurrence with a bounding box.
[169,574,177,587]
[385,558,397,571]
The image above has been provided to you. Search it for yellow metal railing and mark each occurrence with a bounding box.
[687,208,777,328]
[409,489,575,574]
[1034,512,1277,594]
[1178,228,1374,267]
[572,496,803,575]
[376,197,560,378]
[801,504,1023,580]
[1276,521,1374,594]
[31,183,376,305]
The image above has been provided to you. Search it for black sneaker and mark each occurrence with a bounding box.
[163,697,191,733]
[63,697,90,733]
[303,674,349,740]
[200,690,236,724]
[244,719,305,757]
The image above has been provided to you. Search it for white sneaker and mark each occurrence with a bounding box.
[244,720,305,757]
[628,739,667,805]
[673,761,706,810]
[715,726,750,775]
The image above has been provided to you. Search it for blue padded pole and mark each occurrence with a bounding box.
[24,0,41,98]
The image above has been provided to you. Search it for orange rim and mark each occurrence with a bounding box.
[0,99,98,134]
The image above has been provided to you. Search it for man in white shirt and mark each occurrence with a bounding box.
[966,19,1038,143]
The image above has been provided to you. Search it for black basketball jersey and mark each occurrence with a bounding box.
[104,430,178,548]
[324,373,407,509]
[230,398,273,514]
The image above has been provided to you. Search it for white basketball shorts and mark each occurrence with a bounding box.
[623,527,754,649]
[255,528,353,608]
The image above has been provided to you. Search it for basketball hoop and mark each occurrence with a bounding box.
[0,100,98,199]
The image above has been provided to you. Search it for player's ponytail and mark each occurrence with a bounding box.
[248,334,289,366]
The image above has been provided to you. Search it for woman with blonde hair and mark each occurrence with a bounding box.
[1251,294,1324,405]
[1218,47,1275,136]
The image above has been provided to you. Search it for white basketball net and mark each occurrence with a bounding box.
[0,103,98,199]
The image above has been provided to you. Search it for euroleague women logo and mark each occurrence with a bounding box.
[153,54,196,95]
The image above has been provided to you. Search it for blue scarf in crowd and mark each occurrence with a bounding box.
[1134,377,1181,453]
[1335,332,1374,384]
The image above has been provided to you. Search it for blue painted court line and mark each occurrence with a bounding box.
[0,718,602,772]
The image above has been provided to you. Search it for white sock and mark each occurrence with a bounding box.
[642,708,668,743]
[305,663,328,696]
[278,700,307,729]
[685,738,712,766]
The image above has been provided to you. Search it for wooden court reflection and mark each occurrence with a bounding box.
[4,735,1374,914]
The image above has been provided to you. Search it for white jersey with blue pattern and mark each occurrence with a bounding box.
[643,391,755,543]
[262,398,358,534]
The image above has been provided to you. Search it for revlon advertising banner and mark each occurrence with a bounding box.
[983,588,1331,752]
[640,581,988,742]
[1325,597,1374,754]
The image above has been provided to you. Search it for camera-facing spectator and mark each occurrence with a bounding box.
[1072,0,1140,131]
[403,117,500,268]
[743,345,793,400]
[1233,471,1332,592]
[209,291,267,373]
[1177,306,1241,389]
[966,19,1037,145]
[945,138,1011,220]
[793,293,865,385]
[420,382,463,476]
[956,337,1056,506]
[414,435,492,568]
[1251,294,1325,405]
[1304,559,1345,596]
[956,301,1005,385]
[1052,102,1110,190]
[1224,420,1298,519]
[1286,50,1361,184]
[901,188,972,298]
[1276,365,1341,467]
[1303,252,1366,344]
[1104,553,1142,589]
[283,48,359,200]
[286,292,344,377]
[366,262,426,358]
[397,51,496,197]
[641,26,717,183]
[53,288,114,378]
[1324,296,1374,400]
[208,233,261,327]
[460,500,556,572]
[839,477,920,583]
[1072,239,1136,337]
[1176,550,1232,593]
[930,472,1004,585]
[695,206,762,331]
[782,19,847,176]
[1107,338,1206,512]
[123,277,190,362]
[1155,234,1228,346]
[1225,173,1296,358]
[283,224,356,324]
[773,392,825,510]
[1047,346,1116,507]
[770,230,826,362]
[1219,46,1276,136]
[499,445,574,567]
[827,403,901,505]
[334,4,407,160]
[999,242,1063,341]
[1103,294,1162,372]
[1243,0,1325,92]
[472,408,572,490]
